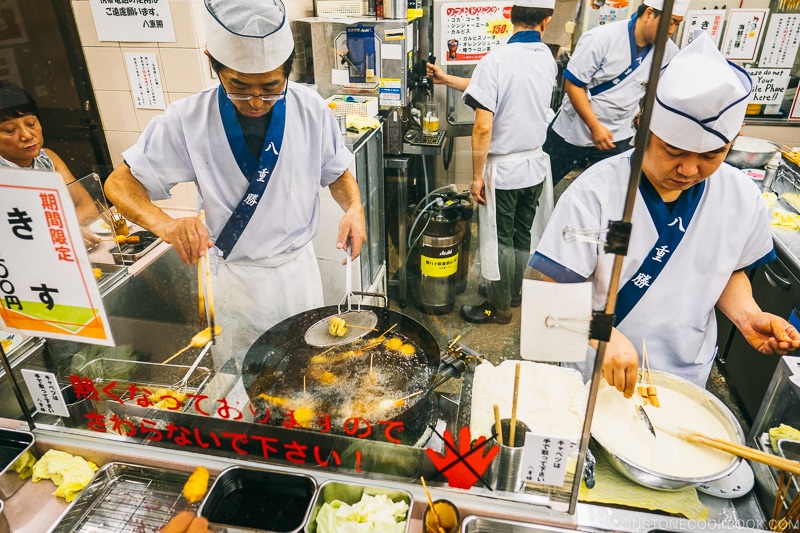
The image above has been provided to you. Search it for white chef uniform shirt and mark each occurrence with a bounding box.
[531,151,774,385]
[552,19,679,147]
[123,81,355,363]
[123,81,353,263]
[462,37,556,190]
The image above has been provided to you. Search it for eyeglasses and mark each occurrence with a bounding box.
[224,80,287,103]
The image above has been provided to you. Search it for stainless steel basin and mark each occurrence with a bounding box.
[462,516,587,532]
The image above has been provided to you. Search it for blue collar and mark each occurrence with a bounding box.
[214,85,287,258]
[507,30,542,44]
[639,173,705,232]
[628,14,652,66]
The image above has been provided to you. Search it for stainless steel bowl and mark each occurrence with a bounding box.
[725,136,778,169]
[591,371,744,491]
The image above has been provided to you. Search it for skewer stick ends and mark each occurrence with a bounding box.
[509,363,521,445]
[493,404,504,446]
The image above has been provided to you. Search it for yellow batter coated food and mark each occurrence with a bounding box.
[383,337,403,350]
[183,466,209,503]
[328,316,347,337]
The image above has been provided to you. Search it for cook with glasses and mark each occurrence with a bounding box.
[105,0,366,365]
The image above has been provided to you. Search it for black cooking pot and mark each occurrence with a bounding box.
[242,302,441,443]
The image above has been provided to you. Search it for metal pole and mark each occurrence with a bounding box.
[0,343,35,430]
[569,0,676,514]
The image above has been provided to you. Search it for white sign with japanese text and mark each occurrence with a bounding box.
[0,169,114,345]
[440,2,514,65]
[21,369,68,417]
[125,53,165,110]
[746,68,790,105]
[790,90,800,122]
[89,0,175,43]
[680,10,725,49]
[720,9,769,61]
[523,433,574,487]
[759,14,800,69]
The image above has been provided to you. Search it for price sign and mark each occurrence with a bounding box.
[0,169,113,345]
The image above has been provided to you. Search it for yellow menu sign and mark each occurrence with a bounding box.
[0,169,113,346]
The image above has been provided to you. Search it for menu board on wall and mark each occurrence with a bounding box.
[680,10,726,49]
[720,8,769,61]
[759,14,800,68]
[439,2,514,65]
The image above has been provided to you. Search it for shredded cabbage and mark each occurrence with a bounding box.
[315,493,408,533]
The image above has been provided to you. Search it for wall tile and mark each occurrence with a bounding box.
[155,182,198,209]
[166,92,196,105]
[71,1,115,48]
[84,47,129,91]
[135,108,164,132]
[159,48,205,93]
[95,90,138,132]
[104,131,141,168]
[160,0,199,49]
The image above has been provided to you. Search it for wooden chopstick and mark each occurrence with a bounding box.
[204,251,215,344]
[772,470,787,524]
[197,209,215,344]
[509,363,521,445]
[494,404,503,446]
[681,431,800,475]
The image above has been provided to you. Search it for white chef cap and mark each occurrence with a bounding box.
[514,0,557,8]
[643,0,691,17]
[204,0,294,74]
[649,33,752,153]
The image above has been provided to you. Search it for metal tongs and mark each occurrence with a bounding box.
[634,339,658,438]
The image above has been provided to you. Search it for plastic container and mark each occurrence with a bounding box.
[200,466,316,532]
[0,428,35,499]
[305,480,412,533]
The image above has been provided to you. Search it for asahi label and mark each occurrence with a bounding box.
[421,246,458,277]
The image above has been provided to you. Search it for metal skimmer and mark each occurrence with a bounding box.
[304,248,377,348]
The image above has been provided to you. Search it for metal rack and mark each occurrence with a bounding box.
[52,463,195,532]
[402,130,445,155]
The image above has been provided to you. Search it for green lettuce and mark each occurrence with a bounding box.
[315,493,408,533]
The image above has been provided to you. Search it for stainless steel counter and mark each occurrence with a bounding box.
[0,423,764,533]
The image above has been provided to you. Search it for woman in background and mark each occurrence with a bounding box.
[0,81,100,249]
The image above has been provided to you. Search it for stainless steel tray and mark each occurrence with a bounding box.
[50,462,204,533]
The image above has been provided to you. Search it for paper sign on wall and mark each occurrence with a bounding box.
[720,9,769,61]
[21,370,69,417]
[440,2,514,65]
[790,90,800,123]
[746,68,790,105]
[680,10,725,49]
[89,0,175,43]
[758,14,800,69]
[0,169,114,345]
[125,53,166,110]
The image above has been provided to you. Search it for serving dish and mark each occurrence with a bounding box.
[199,466,316,532]
[725,136,778,169]
[304,480,412,533]
[0,428,34,499]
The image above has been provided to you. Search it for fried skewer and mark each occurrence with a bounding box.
[642,339,659,407]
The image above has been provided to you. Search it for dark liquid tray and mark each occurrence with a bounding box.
[200,466,316,532]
